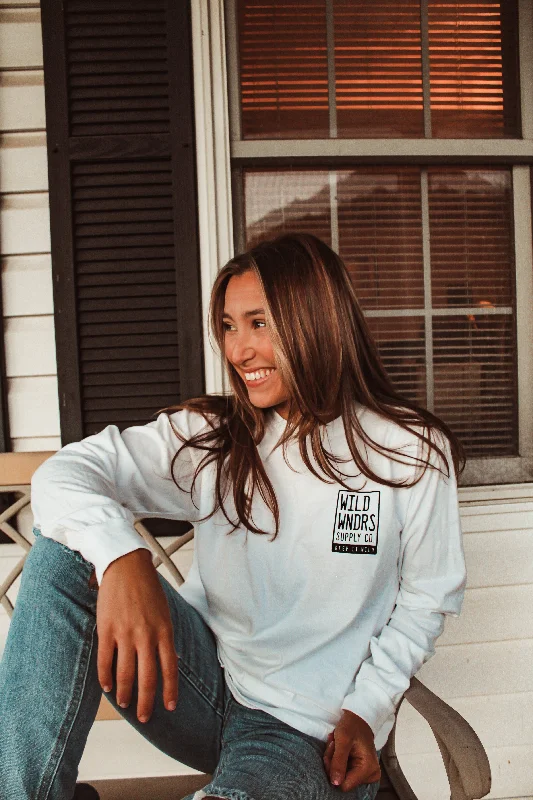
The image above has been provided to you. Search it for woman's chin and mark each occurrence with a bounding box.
[246,389,289,415]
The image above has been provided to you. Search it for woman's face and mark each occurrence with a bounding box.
[223,270,290,419]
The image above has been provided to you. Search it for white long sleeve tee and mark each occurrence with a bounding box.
[31,404,466,750]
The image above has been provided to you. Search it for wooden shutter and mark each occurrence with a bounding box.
[40,0,203,445]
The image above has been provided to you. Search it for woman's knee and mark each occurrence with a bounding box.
[21,529,98,606]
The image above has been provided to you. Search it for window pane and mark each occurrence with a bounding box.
[337,168,424,309]
[432,315,516,455]
[428,168,517,456]
[334,0,424,137]
[367,317,427,407]
[428,169,514,308]
[237,0,330,139]
[428,0,520,138]
[244,170,332,246]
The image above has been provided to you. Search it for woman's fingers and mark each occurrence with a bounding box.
[96,631,115,693]
[323,738,335,775]
[342,748,381,792]
[329,732,351,786]
[115,642,136,709]
[158,635,179,712]
[136,638,159,721]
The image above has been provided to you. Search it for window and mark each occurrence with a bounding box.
[236,0,519,139]
[222,0,533,485]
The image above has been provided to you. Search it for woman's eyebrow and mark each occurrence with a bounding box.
[223,308,265,319]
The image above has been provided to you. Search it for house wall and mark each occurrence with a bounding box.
[0,6,531,800]
[397,487,533,799]
[0,3,61,453]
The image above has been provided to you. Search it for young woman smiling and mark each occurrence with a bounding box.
[0,234,467,800]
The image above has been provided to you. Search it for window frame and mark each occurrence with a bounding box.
[191,0,533,488]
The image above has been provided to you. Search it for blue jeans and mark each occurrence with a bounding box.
[0,529,381,800]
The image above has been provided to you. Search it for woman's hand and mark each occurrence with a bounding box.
[95,548,179,724]
[323,710,381,792]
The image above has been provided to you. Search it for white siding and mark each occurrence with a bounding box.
[395,495,533,800]
[0,5,60,452]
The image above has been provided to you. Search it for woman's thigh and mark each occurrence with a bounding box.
[184,697,381,800]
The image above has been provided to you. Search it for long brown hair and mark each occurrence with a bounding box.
[158,233,465,537]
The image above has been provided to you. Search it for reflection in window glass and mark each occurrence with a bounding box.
[367,317,427,408]
[428,169,514,308]
[245,170,332,247]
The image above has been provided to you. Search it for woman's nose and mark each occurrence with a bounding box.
[230,332,255,365]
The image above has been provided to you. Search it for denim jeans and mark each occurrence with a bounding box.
[0,529,381,800]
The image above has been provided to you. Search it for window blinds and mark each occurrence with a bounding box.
[242,167,517,457]
[236,0,518,139]
[428,168,516,455]
[334,0,424,137]
[238,0,330,138]
[428,0,519,138]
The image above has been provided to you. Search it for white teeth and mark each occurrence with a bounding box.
[244,368,275,382]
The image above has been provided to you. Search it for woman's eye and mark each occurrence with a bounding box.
[253,320,266,329]
[223,322,235,331]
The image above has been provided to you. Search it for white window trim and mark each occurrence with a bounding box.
[191,0,533,496]
[191,0,234,395]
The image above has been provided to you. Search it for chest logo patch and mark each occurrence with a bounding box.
[332,490,380,554]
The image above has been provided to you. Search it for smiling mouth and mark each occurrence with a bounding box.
[243,367,276,386]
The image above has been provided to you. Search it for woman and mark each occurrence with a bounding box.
[0,233,467,800]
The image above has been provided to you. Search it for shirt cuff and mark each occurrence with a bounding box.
[64,518,153,586]
[341,679,397,737]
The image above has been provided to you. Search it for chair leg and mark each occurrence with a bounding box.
[380,710,419,800]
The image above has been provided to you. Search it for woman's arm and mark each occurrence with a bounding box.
[31,410,201,585]
[326,434,467,790]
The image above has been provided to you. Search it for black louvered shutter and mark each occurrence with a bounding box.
[40,0,203,445]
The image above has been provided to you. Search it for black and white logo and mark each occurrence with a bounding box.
[332,490,380,554]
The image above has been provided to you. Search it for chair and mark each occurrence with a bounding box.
[0,452,491,800]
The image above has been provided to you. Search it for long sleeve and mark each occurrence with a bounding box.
[341,433,467,735]
[31,410,204,585]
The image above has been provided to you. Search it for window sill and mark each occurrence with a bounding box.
[459,474,533,505]
[458,456,533,492]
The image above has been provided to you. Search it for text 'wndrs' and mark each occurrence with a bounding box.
[332,490,380,554]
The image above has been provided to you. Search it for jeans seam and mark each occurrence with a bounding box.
[178,660,225,720]
[35,612,97,799]
[201,789,254,800]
